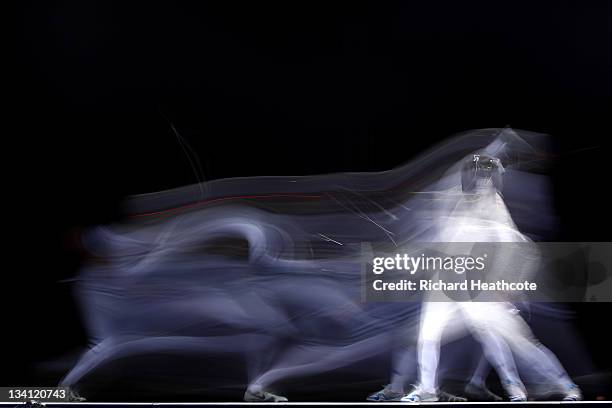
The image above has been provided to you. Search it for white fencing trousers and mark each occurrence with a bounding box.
[417,301,523,392]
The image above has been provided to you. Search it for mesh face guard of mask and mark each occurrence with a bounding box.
[461,154,505,193]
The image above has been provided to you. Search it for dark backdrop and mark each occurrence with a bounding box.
[7,0,612,397]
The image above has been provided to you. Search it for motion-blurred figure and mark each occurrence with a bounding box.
[59,128,587,402]
[401,150,581,402]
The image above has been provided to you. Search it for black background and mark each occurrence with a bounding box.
[7,0,612,397]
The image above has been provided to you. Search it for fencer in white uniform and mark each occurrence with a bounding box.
[402,154,582,402]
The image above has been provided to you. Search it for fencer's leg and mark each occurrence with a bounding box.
[367,331,418,402]
[401,302,456,402]
[61,335,256,395]
[464,354,502,401]
[419,339,440,392]
[389,345,417,393]
[418,302,456,392]
[526,343,582,401]
[460,303,526,401]
[468,354,491,387]
[250,334,387,393]
[245,334,284,392]
[244,335,293,403]
[245,288,376,402]
[59,337,120,389]
[492,312,582,400]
